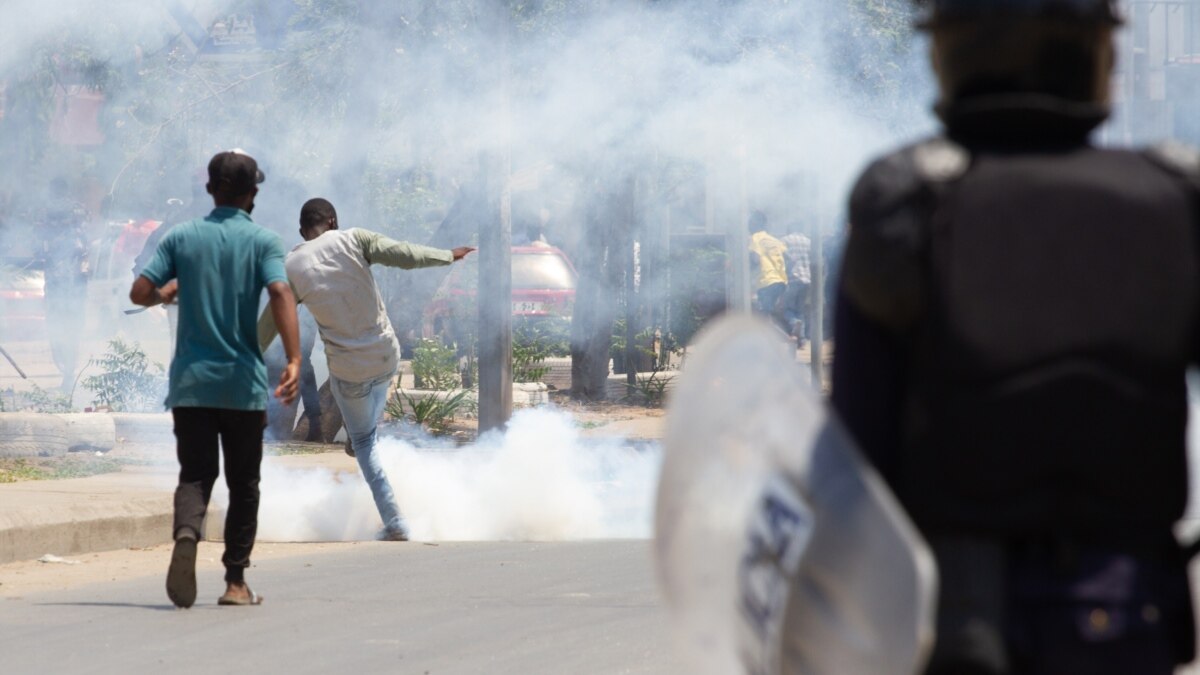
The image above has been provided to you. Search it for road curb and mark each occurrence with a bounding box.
[0,454,353,565]
[0,492,173,565]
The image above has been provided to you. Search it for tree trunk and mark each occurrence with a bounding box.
[478,152,513,432]
[570,187,620,401]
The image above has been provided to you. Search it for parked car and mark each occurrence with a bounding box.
[423,245,578,344]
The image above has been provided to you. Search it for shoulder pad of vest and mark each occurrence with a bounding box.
[849,138,970,223]
[1145,141,1200,187]
[911,137,971,183]
[843,138,967,334]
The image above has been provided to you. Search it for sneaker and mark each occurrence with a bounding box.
[377,523,409,542]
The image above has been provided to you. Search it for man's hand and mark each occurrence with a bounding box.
[266,280,302,405]
[130,275,176,307]
[275,359,300,405]
[451,246,476,261]
[159,280,179,305]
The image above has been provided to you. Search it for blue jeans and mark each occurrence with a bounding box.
[329,371,405,534]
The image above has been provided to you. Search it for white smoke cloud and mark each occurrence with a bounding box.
[229,407,660,542]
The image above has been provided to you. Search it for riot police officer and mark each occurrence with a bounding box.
[831,1,1200,673]
[38,178,90,390]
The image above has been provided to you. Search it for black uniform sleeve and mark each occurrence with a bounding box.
[831,147,934,477]
[831,284,907,478]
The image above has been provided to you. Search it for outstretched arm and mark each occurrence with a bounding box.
[354,229,472,269]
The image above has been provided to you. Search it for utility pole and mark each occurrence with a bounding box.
[622,176,638,388]
[477,5,513,432]
[477,154,513,432]
[801,173,824,391]
[809,214,825,392]
[728,144,752,314]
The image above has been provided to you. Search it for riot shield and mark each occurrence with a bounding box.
[655,316,937,675]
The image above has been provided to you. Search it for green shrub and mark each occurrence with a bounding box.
[411,338,461,391]
[23,384,74,413]
[81,338,166,412]
[623,368,675,408]
[512,319,567,383]
[385,388,472,435]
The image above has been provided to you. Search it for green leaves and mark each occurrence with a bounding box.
[411,338,462,391]
[81,337,166,412]
[385,388,472,435]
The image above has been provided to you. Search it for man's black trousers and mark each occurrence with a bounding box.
[172,407,265,583]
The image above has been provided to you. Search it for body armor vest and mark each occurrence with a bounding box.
[844,138,1200,546]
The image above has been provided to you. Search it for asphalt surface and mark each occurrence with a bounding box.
[0,540,676,675]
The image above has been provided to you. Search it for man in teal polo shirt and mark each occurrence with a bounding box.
[130,150,301,609]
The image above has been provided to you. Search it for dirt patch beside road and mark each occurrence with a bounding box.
[429,394,666,444]
[0,454,131,483]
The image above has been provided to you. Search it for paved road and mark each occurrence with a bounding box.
[0,540,677,675]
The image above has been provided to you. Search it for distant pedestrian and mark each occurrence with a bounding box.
[259,198,473,541]
[779,224,812,345]
[37,178,89,390]
[747,210,788,330]
[130,150,301,608]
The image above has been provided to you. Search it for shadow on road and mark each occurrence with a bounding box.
[36,601,177,612]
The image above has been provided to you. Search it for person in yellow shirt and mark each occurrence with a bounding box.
[747,210,788,327]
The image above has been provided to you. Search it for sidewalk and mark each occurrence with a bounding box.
[0,448,365,565]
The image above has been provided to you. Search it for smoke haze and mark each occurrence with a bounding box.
[211,408,660,541]
[0,0,938,415]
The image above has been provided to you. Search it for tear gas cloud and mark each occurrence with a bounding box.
[212,408,660,541]
[0,0,932,298]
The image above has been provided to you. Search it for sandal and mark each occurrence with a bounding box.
[218,586,265,606]
[166,536,198,609]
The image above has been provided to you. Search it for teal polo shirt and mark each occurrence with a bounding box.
[141,207,287,411]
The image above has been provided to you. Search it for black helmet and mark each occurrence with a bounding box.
[922,0,1120,113]
[917,0,1122,28]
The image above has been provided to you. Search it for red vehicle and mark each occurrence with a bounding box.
[0,262,45,341]
[423,245,578,342]
[0,217,169,343]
